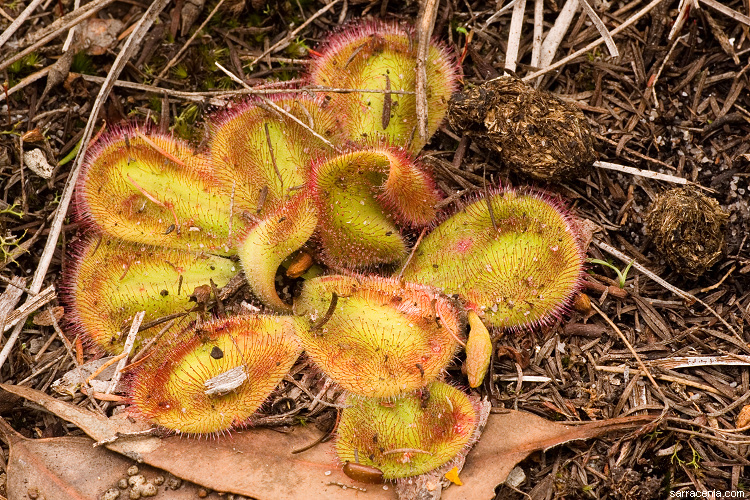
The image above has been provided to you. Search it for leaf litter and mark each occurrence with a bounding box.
[1,383,653,499]
[1,0,749,498]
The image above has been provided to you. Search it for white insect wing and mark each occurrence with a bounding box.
[204,365,248,396]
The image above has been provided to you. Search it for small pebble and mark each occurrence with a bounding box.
[128,475,146,487]
[140,484,157,497]
[118,479,129,489]
[153,475,165,486]
[198,488,209,498]
[129,490,141,500]
[127,465,139,476]
[166,477,182,490]
[101,488,120,500]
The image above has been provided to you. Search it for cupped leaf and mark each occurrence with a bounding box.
[309,147,440,268]
[309,21,459,153]
[208,95,343,218]
[129,315,303,435]
[65,235,237,354]
[335,381,478,479]
[237,195,318,312]
[402,189,584,330]
[76,129,242,255]
[294,274,464,398]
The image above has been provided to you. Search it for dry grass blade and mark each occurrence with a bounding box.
[0,0,117,73]
[537,0,578,70]
[578,0,619,57]
[594,240,742,342]
[244,0,342,71]
[594,160,689,185]
[591,303,668,405]
[0,0,44,48]
[0,0,171,372]
[505,0,527,73]
[524,0,668,81]
[416,0,440,143]
[698,0,750,27]
[156,0,229,81]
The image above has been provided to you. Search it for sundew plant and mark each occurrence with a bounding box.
[64,21,584,482]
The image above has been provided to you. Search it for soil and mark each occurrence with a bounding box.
[1,0,749,499]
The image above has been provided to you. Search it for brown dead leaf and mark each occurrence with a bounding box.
[21,128,45,143]
[0,418,208,500]
[0,383,393,499]
[32,305,64,326]
[495,345,529,368]
[1,384,653,500]
[77,18,125,55]
[443,410,655,500]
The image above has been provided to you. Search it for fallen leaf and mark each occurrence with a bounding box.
[0,417,210,500]
[77,18,125,55]
[1,384,653,500]
[21,128,45,143]
[1,383,393,499]
[32,305,64,326]
[442,410,655,500]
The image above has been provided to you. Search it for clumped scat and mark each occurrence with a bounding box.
[645,186,728,279]
[335,381,478,479]
[448,76,596,181]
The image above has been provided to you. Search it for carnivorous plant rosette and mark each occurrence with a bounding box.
[66,235,236,354]
[61,20,587,486]
[75,129,244,255]
[402,188,584,330]
[308,146,441,268]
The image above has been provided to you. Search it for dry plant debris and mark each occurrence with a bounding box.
[646,186,729,279]
[0,0,749,499]
[448,76,596,181]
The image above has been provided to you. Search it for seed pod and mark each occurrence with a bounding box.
[129,315,303,435]
[294,275,464,398]
[65,235,237,354]
[402,188,584,330]
[342,462,384,484]
[76,129,241,255]
[309,147,440,268]
[309,21,460,153]
[465,310,492,388]
[336,382,478,479]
